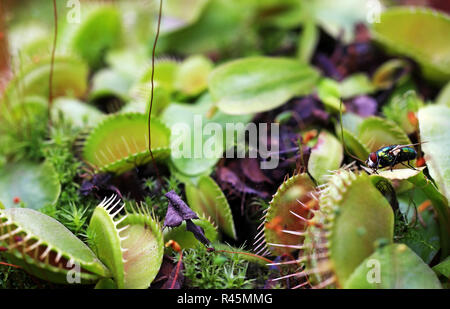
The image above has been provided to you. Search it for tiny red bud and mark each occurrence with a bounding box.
[165,240,182,253]
[416,157,426,167]
[407,111,418,127]
[13,197,21,204]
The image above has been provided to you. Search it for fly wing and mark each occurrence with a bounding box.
[387,142,426,154]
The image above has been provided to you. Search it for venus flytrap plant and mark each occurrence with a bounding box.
[0,55,88,110]
[82,113,170,174]
[59,5,123,70]
[257,173,318,256]
[164,217,219,250]
[372,7,450,85]
[185,175,237,240]
[0,207,110,284]
[357,117,411,153]
[87,195,164,289]
[266,170,394,289]
[307,131,343,184]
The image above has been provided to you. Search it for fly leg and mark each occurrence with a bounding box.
[389,156,398,172]
[400,161,418,171]
[373,160,380,174]
[407,160,418,171]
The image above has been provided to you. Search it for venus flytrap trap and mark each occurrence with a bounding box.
[264,170,395,289]
[164,217,218,250]
[59,4,123,70]
[372,7,450,85]
[0,207,110,284]
[82,113,170,174]
[185,175,237,240]
[87,195,164,289]
[257,173,318,256]
[305,170,394,288]
[0,55,88,109]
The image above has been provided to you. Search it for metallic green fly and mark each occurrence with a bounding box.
[365,143,423,173]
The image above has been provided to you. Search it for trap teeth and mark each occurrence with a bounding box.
[82,113,170,174]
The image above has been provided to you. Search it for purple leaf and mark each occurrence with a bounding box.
[163,191,212,248]
[241,158,272,184]
[347,96,377,117]
[163,190,198,228]
[161,259,184,289]
[217,167,267,197]
[186,219,210,247]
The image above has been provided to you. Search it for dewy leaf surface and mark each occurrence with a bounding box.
[209,56,320,115]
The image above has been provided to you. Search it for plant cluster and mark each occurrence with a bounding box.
[0,0,449,289]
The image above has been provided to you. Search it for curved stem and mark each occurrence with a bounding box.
[48,0,58,127]
[148,0,164,187]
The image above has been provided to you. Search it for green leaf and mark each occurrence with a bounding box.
[82,113,171,174]
[162,94,251,177]
[52,98,104,129]
[397,191,440,263]
[382,90,423,135]
[88,202,164,289]
[264,173,317,255]
[161,0,210,33]
[174,55,213,97]
[297,19,319,63]
[361,166,424,180]
[0,208,110,284]
[89,69,132,102]
[418,105,450,202]
[339,74,376,99]
[185,175,237,239]
[372,7,450,85]
[70,6,122,69]
[436,81,450,107]
[345,244,442,289]
[164,217,218,249]
[433,256,450,278]
[408,172,450,259]
[357,117,411,152]
[307,0,373,43]
[0,161,61,210]
[317,78,342,113]
[372,59,411,90]
[308,131,343,184]
[159,0,255,55]
[337,128,369,161]
[1,56,88,108]
[209,56,320,115]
